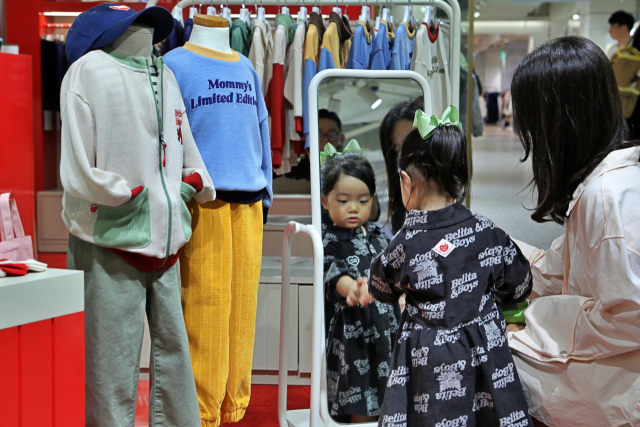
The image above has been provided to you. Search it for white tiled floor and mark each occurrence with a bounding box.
[469,125,565,250]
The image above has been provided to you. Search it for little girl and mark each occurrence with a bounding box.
[321,141,401,423]
[367,107,533,427]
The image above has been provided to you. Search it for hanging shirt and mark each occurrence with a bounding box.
[183,17,194,43]
[164,43,273,209]
[265,14,295,170]
[390,21,416,71]
[318,11,353,71]
[284,19,307,161]
[303,12,325,151]
[231,19,252,57]
[369,19,393,70]
[411,22,450,116]
[346,20,373,70]
[249,18,274,96]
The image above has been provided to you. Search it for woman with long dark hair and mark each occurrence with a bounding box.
[379,97,424,234]
[507,36,640,427]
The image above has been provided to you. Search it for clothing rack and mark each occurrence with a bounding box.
[146,0,462,108]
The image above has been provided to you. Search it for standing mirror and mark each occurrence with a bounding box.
[308,70,430,426]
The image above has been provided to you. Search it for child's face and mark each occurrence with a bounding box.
[322,174,374,229]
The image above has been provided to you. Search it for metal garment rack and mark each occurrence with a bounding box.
[146,0,461,107]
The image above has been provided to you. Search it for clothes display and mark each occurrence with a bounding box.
[164,15,272,426]
[249,18,273,95]
[265,14,295,169]
[318,12,352,71]
[411,21,451,115]
[60,5,214,426]
[323,215,401,417]
[346,20,373,70]
[369,19,392,70]
[302,11,325,150]
[231,18,253,56]
[391,21,416,71]
[369,205,534,426]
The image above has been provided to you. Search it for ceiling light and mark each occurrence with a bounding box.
[357,86,382,110]
[572,14,580,21]
[42,11,82,17]
[474,11,480,18]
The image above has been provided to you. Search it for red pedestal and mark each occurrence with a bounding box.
[0,312,85,427]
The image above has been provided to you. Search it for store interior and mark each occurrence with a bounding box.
[0,0,638,426]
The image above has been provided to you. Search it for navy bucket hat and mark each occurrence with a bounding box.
[67,4,174,64]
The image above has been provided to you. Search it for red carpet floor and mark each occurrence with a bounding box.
[135,380,311,427]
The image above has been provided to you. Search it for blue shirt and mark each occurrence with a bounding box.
[164,47,273,207]
[391,22,415,71]
[370,20,392,70]
[346,22,373,69]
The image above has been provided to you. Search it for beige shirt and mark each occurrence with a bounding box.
[509,146,640,426]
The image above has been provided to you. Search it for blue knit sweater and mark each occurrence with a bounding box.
[164,44,273,208]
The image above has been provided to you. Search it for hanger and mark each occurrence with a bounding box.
[221,0,232,24]
[312,0,321,16]
[172,3,185,26]
[189,0,198,19]
[423,2,436,27]
[207,4,217,15]
[332,0,342,17]
[240,3,251,23]
[257,0,267,22]
[359,0,371,28]
[281,0,290,16]
[298,0,308,23]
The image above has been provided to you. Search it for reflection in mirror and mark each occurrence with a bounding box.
[318,77,424,424]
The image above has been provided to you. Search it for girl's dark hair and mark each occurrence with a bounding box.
[321,152,376,196]
[398,125,469,204]
[379,96,424,233]
[511,36,638,225]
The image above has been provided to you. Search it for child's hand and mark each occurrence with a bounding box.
[357,277,375,307]
[346,281,362,307]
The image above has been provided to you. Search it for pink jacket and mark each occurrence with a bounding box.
[509,146,640,426]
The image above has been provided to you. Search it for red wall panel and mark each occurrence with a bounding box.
[53,312,85,427]
[20,319,54,427]
[0,53,35,239]
[0,327,21,427]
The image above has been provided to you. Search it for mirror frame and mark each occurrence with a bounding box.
[308,69,431,427]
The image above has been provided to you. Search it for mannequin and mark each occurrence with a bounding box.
[110,23,154,60]
[189,14,233,53]
[164,13,272,427]
[62,5,214,427]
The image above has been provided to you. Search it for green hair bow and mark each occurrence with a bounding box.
[413,105,463,140]
[319,140,362,166]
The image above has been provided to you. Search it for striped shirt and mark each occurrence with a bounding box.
[148,59,159,112]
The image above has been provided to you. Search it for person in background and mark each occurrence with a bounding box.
[319,109,346,150]
[611,29,640,140]
[606,10,635,58]
[379,97,424,235]
[508,36,640,427]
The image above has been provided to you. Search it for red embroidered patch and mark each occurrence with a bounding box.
[439,244,449,252]
[109,5,130,10]
[175,110,183,144]
[89,205,98,213]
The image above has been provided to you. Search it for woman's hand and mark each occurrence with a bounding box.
[506,323,526,333]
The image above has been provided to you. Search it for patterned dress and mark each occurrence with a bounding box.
[369,204,533,427]
[323,216,402,417]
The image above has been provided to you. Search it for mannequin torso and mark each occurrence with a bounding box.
[110,23,154,60]
[189,15,233,53]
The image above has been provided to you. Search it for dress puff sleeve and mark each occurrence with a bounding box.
[368,240,406,303]
[323,239,354,303]
[491,233,533,305]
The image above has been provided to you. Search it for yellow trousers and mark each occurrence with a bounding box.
[180,199,263,427]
